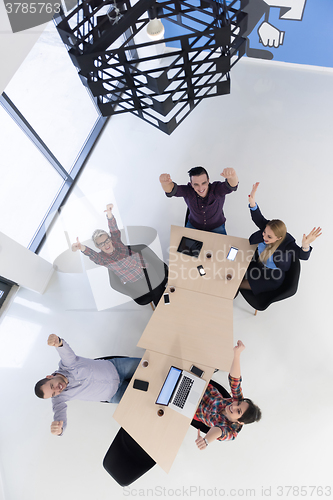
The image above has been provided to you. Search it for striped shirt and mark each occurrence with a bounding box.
[194,375,243,441]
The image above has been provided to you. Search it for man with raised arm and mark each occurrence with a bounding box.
[34,334,140,436]
[72,203,168,306]
[159,166,239,234]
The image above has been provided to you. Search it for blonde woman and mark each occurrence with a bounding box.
[239,183,322,295]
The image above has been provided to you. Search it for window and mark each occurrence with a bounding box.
[0,20,108,253]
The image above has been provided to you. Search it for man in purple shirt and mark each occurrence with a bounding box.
[159,166,239,234]
[34,334,140,436]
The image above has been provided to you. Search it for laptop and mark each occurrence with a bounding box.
[177,236,203,258]
[155,366,206,419]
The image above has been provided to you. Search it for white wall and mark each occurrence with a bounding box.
[0,231,54,293]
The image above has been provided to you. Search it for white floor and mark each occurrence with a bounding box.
[0,58,332,500]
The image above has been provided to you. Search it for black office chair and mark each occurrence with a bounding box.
[190,380,232,434]
[95,355,127,361]
[239,257,301,315]
[132,263,168,308]
[184,207,190,227]
[103,427,156,486]
[108,245,168,309]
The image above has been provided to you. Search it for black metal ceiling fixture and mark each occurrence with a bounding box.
[55,0,248,134]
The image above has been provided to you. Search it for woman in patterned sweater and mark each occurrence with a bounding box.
[194,341,261,450]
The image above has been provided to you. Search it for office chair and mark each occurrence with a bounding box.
[95,356,127,361]
[190,380,232,434]
[239,257,301,315]
[184,207,190,227]
[108,244,168,309]
[103,427,156,486]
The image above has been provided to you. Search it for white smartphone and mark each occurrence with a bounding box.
[227,247,238,261]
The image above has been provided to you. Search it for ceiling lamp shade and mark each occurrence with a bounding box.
[55,0,248,134]
[146,18,165,39]
[146,18,165,54]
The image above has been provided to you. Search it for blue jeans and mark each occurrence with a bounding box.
[186,220,227,235]
[109,357,141,403]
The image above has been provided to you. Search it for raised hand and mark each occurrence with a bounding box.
[195,429,207,450]
[72,237,85,252]
[159,173,172,185]
[220,168,238,187]
[104,203,114,219]
[47,334,62,347]
[159,173,174,193]
[248,182,260,207]
[302,227,322,250]
[233,340,245,355]
[220,168,236,179]
[51,421,63,435]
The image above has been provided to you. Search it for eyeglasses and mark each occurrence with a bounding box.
[96,236,112,248]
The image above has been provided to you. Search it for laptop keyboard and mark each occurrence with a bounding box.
[172,376,194,408]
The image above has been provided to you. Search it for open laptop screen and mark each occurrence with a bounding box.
[155,366,182,406]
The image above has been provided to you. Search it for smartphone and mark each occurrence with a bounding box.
[190,365,204,378]
[197,265,206,276]
[227,247,238,261]
[163,293,170,305]
[133,379,149,391]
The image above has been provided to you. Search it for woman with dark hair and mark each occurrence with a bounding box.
[194,341,261,450]
[239,182,322,295]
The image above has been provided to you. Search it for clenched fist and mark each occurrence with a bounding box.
[51,421,63,436]
[47,334,62,347]
[159,173,172,184]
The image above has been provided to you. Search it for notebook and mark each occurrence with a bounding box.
[155,366,206,419]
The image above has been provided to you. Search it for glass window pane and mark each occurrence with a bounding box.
[0,105,64,247]
[4,21,100,171]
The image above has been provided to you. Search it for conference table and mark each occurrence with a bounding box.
[137,286,234,370]
[113,225,256,472]
[138,226,256,370]
[168,225,256,299]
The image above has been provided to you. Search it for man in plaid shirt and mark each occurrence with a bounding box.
[194,341,261,450]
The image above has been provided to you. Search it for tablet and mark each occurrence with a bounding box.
[177,236,203,258]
